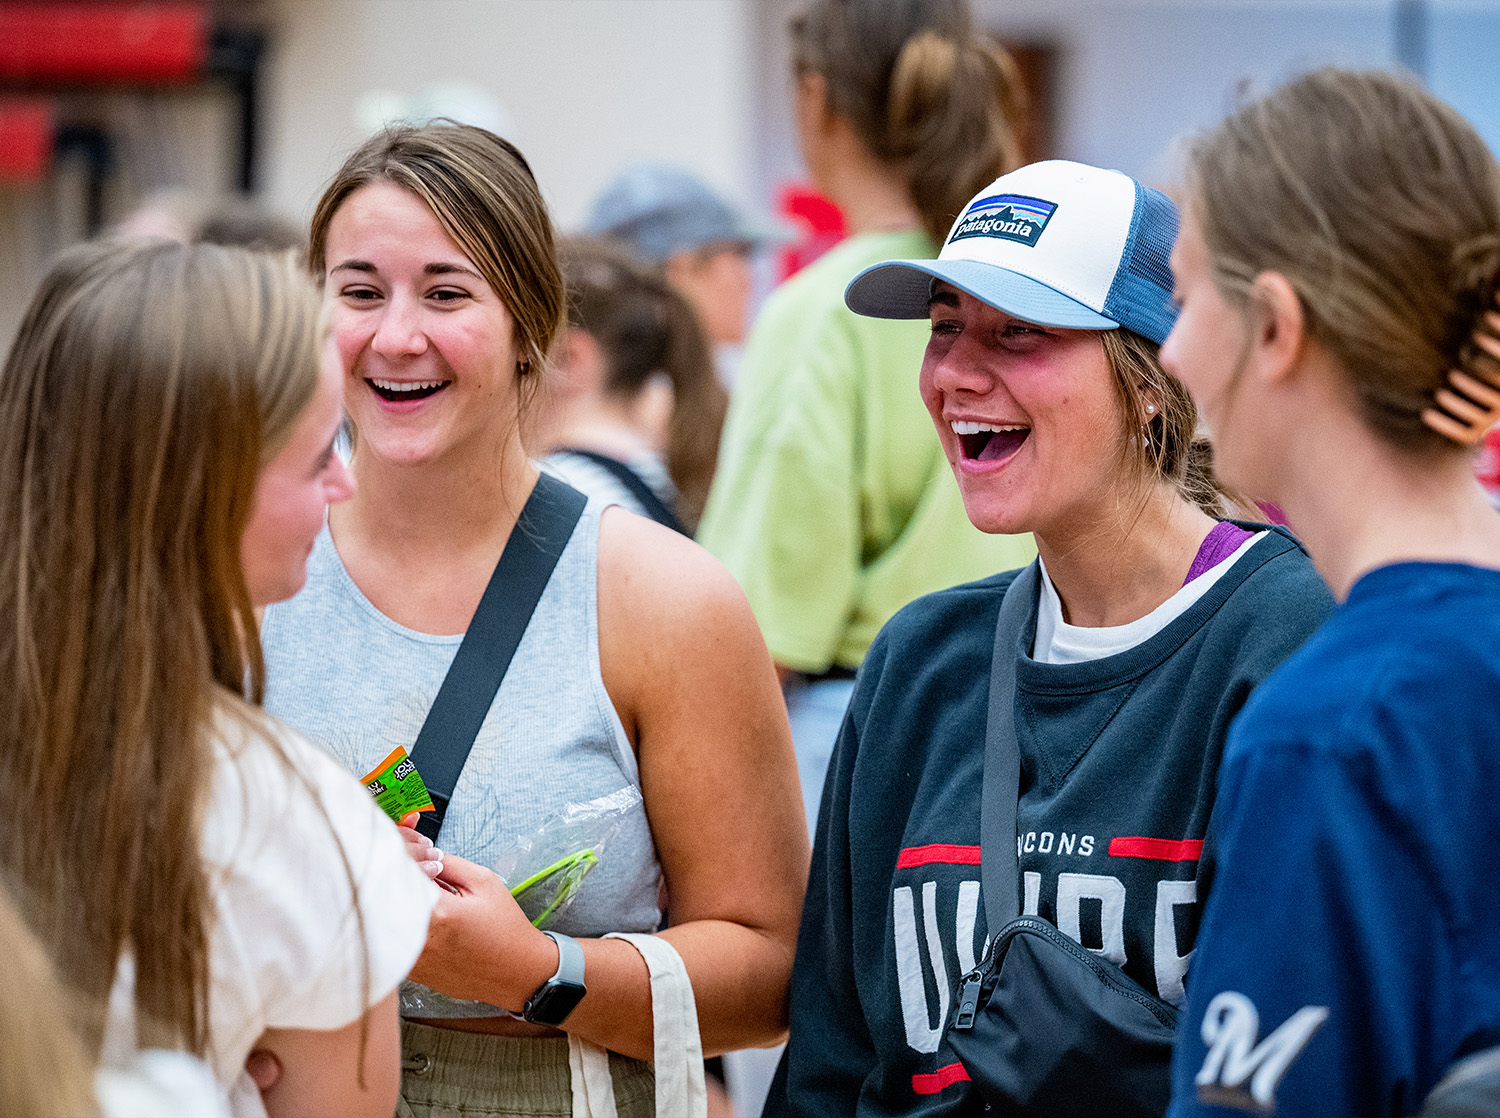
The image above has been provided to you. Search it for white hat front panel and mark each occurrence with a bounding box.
[935,161,1137,314]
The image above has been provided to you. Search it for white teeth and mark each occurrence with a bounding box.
[951,420,1027,435]
[370,379,446,392]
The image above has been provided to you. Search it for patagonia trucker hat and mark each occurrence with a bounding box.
[585,163,790,264]
[844,160,1180,345]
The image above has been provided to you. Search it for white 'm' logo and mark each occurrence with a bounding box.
[1195,991,1328,1111]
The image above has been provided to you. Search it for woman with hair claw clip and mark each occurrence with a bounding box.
[1162,67,1500,1117]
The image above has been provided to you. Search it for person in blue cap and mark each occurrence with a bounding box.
[763,159,1333,1116]
[585,163,784,352]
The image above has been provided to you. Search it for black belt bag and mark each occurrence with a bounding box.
[946,562,1178,1118]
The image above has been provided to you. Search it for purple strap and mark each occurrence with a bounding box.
[1184,521,1254,586]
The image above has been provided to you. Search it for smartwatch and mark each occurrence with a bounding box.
[516,931,587,1026]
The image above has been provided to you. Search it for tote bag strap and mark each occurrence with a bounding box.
[411,472,588,841]
[979,561,1042,934]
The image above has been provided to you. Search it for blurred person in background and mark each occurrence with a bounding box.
[117,190,304,252]
[697,0,1037,839]
[196,197,305,253]
[0,239,433,1118]
[1163,67,1500,1117]
[262,123,807,1118]
[538,236,728,533]
[585,162,785,363]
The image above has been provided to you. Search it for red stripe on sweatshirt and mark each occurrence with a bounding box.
[896,843,982,869]
[1109,836,1204,861]
[912,1062,971,1094]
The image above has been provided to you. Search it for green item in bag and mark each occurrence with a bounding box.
[510,848,599,928]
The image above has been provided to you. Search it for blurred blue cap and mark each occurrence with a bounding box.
[584,163,789,264]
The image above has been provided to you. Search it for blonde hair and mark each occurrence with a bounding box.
[1185,66,1500,454]
[791,0,1025,245]
[0,884,99,1117]
[309,122,566,414]
[0,239,323,1053]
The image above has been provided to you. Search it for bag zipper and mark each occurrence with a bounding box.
[950,916,1179,1032]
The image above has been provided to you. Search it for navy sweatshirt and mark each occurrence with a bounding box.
[765,528,1333,1117]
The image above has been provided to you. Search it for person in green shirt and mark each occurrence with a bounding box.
[697,0,1035,833]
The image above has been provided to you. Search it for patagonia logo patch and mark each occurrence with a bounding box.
[949,194,1057,248]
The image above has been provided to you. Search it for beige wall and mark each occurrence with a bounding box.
[0,86,238,346]
[262,0,758,231]
[0,0,761,348]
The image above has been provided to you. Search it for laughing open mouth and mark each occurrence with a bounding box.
[952,420,1030,462]
[369,378,450,402]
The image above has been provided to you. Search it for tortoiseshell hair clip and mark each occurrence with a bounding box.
[1422,298,1500,444]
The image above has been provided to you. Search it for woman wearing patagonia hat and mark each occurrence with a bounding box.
[762,160,1333,1117]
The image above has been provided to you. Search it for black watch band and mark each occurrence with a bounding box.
[515,931,587,1027]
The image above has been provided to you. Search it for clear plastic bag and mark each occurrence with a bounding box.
[399,785,643,1018]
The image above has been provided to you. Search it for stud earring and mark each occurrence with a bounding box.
[1146,404,1156,414]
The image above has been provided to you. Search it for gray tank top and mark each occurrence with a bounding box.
[260,506,664,948]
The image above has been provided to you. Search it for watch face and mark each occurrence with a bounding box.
[523,979,587,1026]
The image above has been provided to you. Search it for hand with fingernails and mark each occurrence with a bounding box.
[398,811,445,878]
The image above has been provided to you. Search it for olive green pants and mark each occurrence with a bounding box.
[395,1020,655,1118]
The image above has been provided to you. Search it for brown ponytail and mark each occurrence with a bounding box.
[791,0,1024,244]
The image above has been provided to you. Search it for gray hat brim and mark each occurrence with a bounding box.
[844,258,1119,332]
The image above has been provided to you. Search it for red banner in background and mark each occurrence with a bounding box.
[0,2,208,85]
[0,95,53,180]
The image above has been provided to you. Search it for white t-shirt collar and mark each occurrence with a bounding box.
[1031,532,1266,665]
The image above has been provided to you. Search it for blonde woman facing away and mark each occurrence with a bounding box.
[0,240,436,1117]
[260,124,808,1118]
[697,0,1037,835]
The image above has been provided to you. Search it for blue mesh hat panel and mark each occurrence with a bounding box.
[1101,181,1180,345]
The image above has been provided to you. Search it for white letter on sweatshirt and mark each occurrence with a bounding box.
[1154,878,1197,1005]
[1056,872,1127,967]
[893,883,949,1053]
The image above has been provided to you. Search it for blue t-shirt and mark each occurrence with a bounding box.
[1169,562,1500,1117]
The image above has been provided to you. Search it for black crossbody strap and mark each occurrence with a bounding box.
[554,447,688,536]
[411,472,588,841]
[979,561,1042,935]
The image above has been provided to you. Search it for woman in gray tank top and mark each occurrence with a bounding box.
[260,124,809,1118]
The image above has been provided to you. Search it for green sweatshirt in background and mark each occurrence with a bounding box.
[698,230,1035,673]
